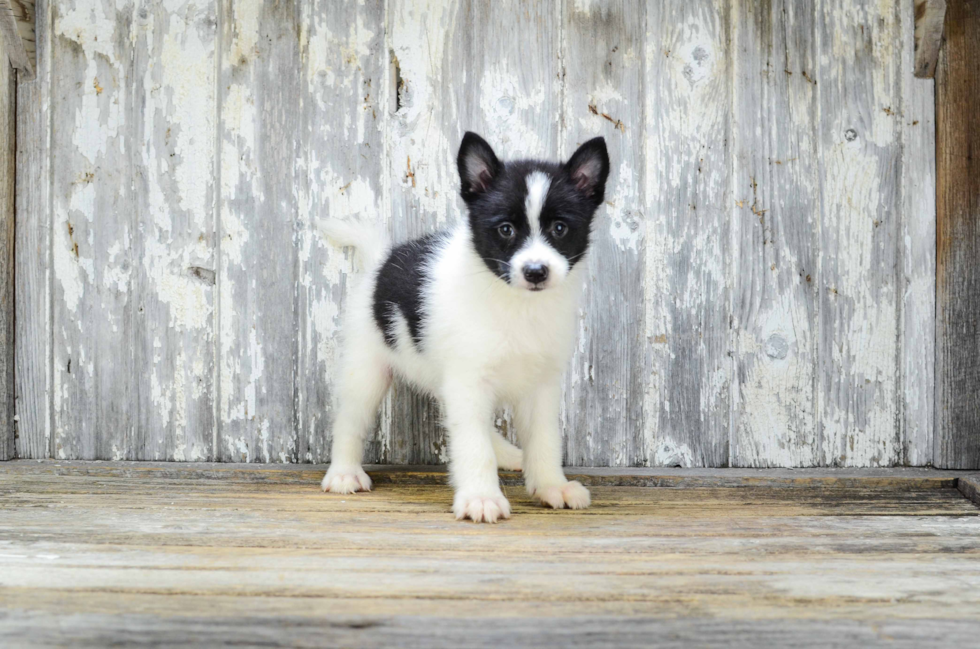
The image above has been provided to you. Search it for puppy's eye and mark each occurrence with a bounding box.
[497,223,515,239]
[552,221,568,238]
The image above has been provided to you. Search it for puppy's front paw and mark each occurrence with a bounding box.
[533,480,590,510]
[453,491,511,523]
[321,465,372,494]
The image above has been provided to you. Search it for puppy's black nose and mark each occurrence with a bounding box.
[523,263,549,285]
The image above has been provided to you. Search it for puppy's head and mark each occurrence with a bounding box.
[457,132,610,292]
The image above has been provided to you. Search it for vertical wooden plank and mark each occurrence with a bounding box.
[935,0,980,469]
[13,0,48,459]
[0,48,13,460]
[901,0,936,466]
[218,1,301,462]
[644,0,732,467]
[561,0,645,466]
[50,0,137,459]
[382,0,560,464]
[730,0,819,467]
[131,0,217,461]
[815,0,903,466]
[296,1,385,463]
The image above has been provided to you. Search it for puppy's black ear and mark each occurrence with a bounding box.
[457,132,502,202]
[564,137,610,204]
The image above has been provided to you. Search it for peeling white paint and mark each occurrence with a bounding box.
[53,209,84,314]
[227,1,260,65]
[57,1,123,165]
[654,439,696,467]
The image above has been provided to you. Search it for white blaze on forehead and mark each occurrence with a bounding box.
[524,171,551,234]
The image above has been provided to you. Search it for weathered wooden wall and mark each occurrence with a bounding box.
[15,0,944,467]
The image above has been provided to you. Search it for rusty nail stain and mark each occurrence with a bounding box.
[406,156,416,188]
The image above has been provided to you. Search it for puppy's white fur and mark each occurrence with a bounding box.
[320,221,590,522]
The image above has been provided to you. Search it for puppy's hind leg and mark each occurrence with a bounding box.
[321,347,391,495]
[515,378,590,510]
[491,429,522,471]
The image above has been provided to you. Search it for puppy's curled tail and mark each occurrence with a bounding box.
[317,218,388,271]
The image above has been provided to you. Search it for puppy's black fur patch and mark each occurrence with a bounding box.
[372,233,446,349]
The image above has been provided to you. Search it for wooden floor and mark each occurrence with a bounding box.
[2,462,980,648]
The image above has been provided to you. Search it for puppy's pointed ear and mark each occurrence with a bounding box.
[457,132,502,202]
[564,137,610,204]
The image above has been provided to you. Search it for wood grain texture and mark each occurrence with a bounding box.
[13,0,48,460]
[7,1,32,67]
[217,1,302,463]
[730,0,819,467]
[959,475,980,507]
[0,0,31,76]
[644,0,732,467]
[4,611,980,649]
[0,39,13,461]
[561,1,645,467]
[913,0,946,78]
[935,0,980,469]
[816,0,904,467]
[0,460,967,489]
[0,463,978,648]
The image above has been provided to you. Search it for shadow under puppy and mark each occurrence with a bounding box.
[320,132,610,523]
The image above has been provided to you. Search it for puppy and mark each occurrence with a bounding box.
[320,132,610,523]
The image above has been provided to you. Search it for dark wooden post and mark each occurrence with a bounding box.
[936,0,980,468]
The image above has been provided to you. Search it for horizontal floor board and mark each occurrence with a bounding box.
[0,461,968,488]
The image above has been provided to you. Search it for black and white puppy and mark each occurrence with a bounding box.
[320,132,610,523]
